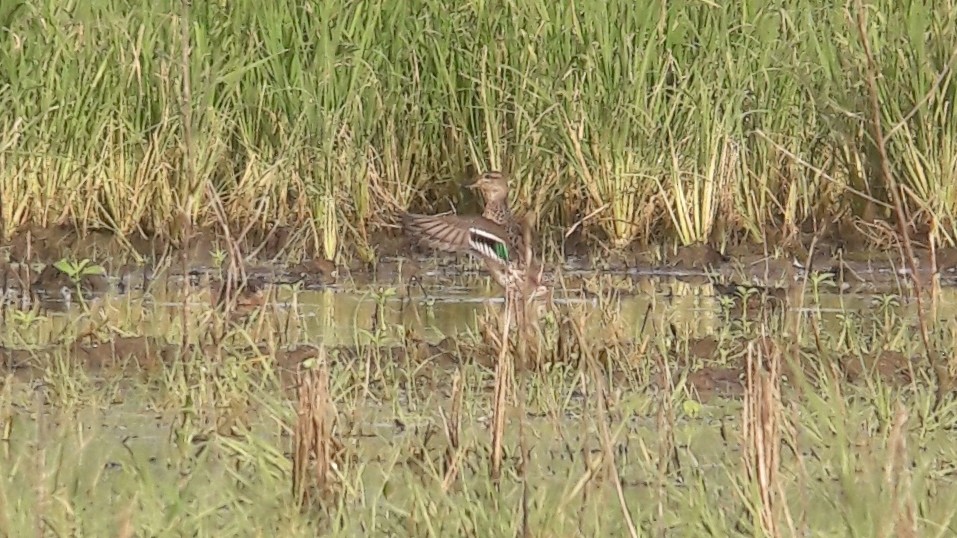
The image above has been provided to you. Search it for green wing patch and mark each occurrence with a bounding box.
[493,242,509,262]
[468,227,511,266]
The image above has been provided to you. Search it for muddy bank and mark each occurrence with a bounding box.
[3,224,957,304]
[5,221,957,273]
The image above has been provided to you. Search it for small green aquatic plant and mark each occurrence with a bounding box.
[53,258,105,284]
[211,248,228,269]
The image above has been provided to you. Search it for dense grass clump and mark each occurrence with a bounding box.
[1,0,955,258]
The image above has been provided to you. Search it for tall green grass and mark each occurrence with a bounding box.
[1,0,955,256]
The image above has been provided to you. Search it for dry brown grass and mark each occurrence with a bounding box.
[292,349,342,510]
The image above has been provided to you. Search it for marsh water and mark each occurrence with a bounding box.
[8,257,957,347]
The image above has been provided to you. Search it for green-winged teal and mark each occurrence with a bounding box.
[402,171,548,304]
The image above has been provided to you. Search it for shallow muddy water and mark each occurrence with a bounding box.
[8,263,957,348]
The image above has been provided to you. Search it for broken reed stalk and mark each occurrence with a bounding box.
[653,336,678,538]
[490,293,513,483]
[743,339,782,538]
[441,370,464,492]
[292,350,338,508]
[881,405,915,538]
[517,372,531,538]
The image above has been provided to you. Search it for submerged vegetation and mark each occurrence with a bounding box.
[1,0,956,258]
